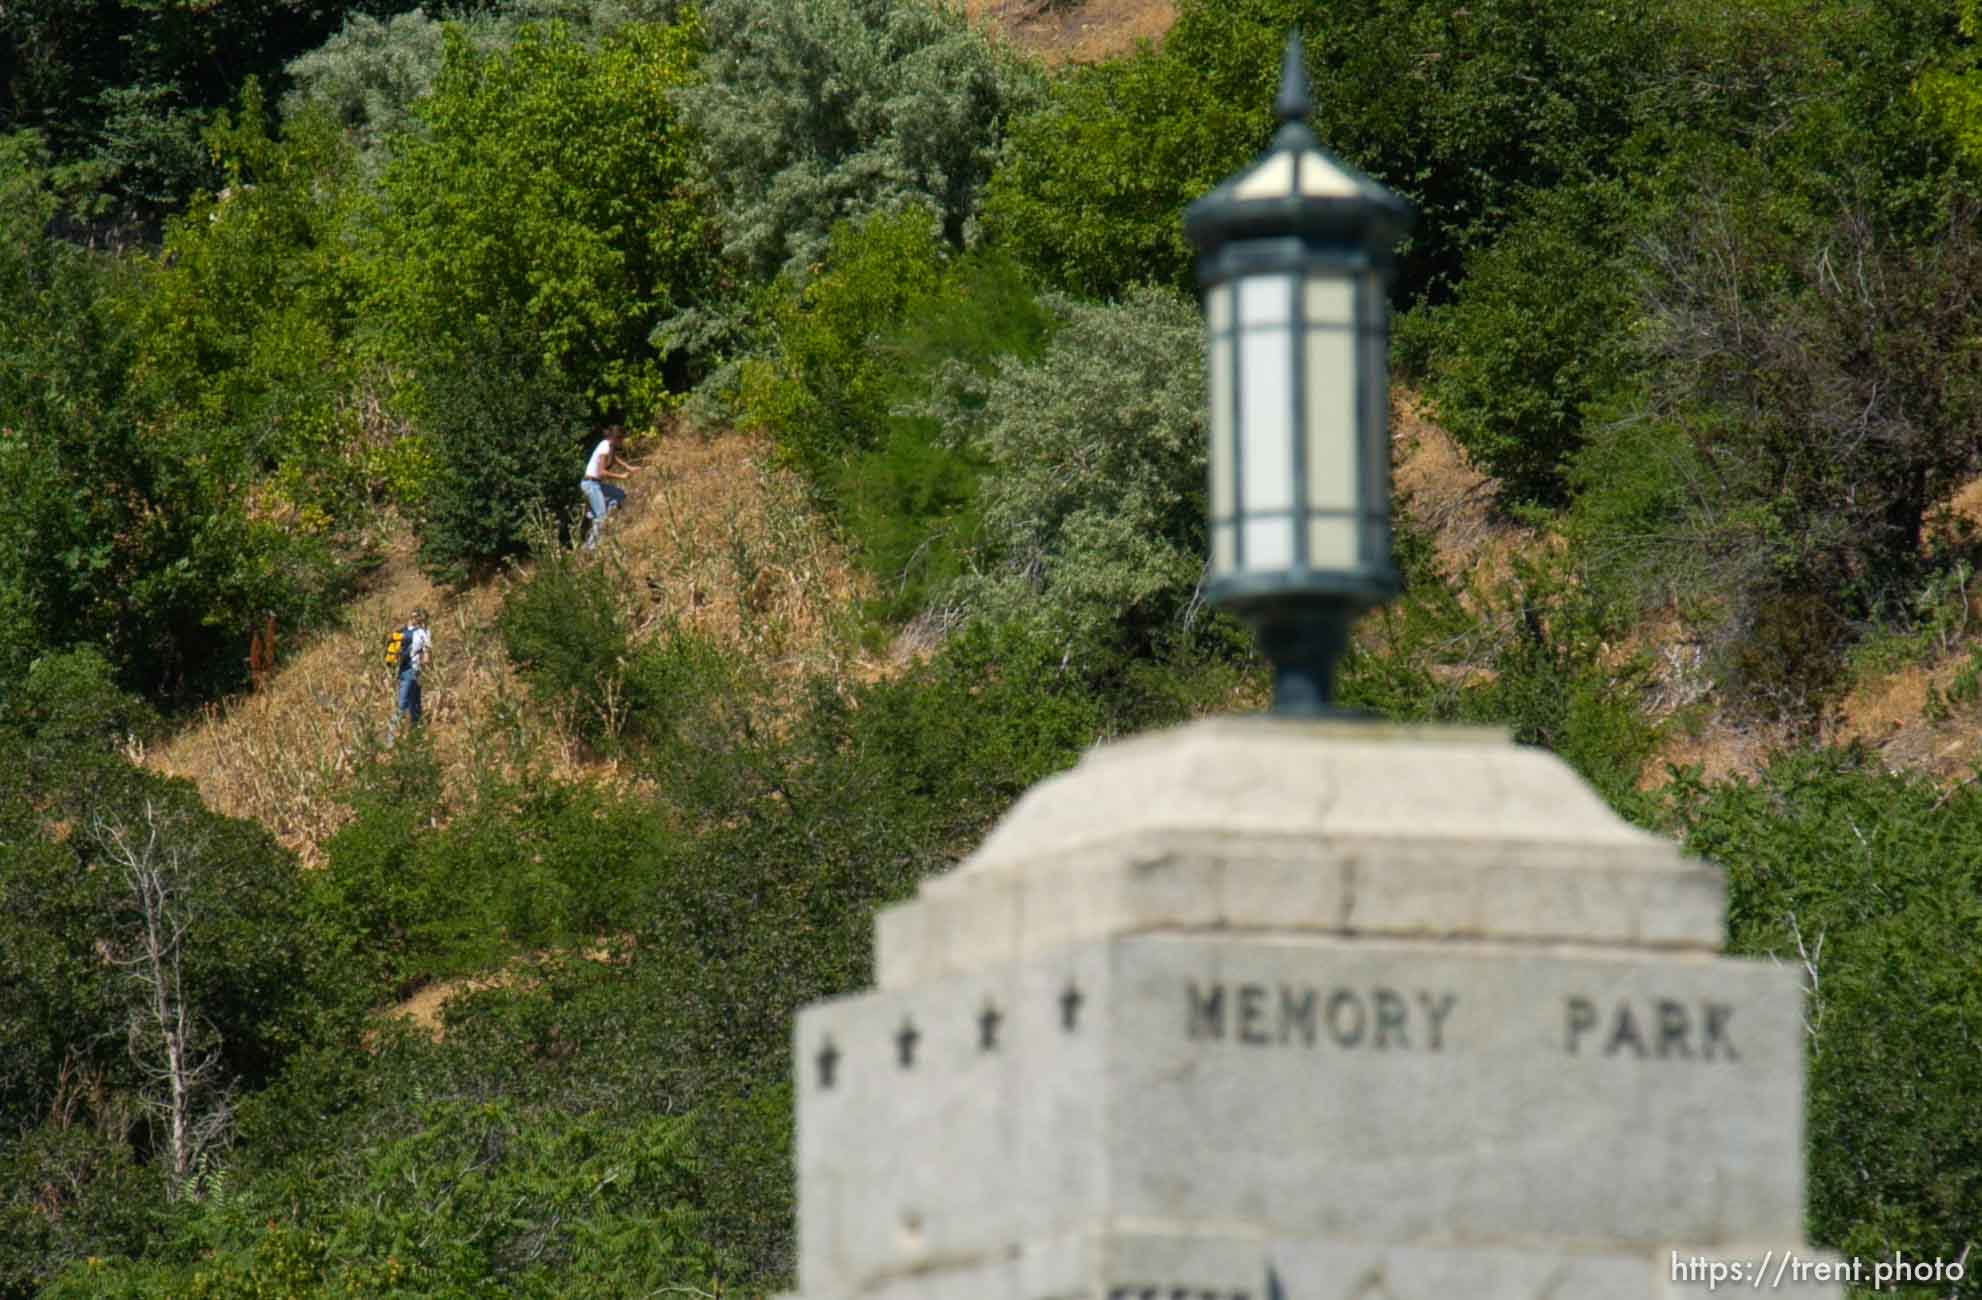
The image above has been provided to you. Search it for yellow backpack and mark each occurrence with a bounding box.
[384,625,413,673]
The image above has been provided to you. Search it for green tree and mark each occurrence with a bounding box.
[282,1,696,178]
[1,108,364,700]
[737,206,950,481]
[677,0,1042,284]
[985,0,1672,304]
[0,651,356,1292]
[0,0,418,231]
[1919,0,1982,165]
[364,16,720,418]
[932,286,1208,665]
[980,14,1273,300]
[411,327,592,585]
[736,207,1054,618]
[1398,183,1634,506]
[1666,751,1982,1280]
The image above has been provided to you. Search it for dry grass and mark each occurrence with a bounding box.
[146,378,1982,869]
[965,0,1175,64]
[1391,392,1534,595]
[1825,645,1982,783]
[630,430,872,680]
[146,429,873,866]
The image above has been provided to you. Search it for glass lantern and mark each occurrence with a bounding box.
[1183,33,1413,715]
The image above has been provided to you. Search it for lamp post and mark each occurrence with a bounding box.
[1184,32,1412,717]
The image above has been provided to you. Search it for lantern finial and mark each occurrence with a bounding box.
[1273,31,1311,126]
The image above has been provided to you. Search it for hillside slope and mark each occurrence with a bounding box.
[147,430,873,864]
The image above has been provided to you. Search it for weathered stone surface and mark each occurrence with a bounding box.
[793,722,1834,1300]
[783,1232,1846,1300]
[876,721,1724,989]
[799,934,1813,1298]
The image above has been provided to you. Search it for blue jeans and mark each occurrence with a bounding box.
[581,479,625,549]
[396,668,422,729]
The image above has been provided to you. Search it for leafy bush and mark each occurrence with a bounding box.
[0,119,361,701]
[735,207,949,481]
[981,10,1275,300]
[364,16,720,417]
[1917,0,1982,168]
[930,285,1208,667]
[412,332,594,585]
[126,87,386,519]
[1397,184,1634,506]
[1664,751,1982,1279]
[0,0,392,230]
[313,741,669,990]
[41,1100,727,1299]
[677,0,1042,285]
[498,541,643,745]
[499,541,746,752]
[285,1,702,177]
[736,207,1056,618]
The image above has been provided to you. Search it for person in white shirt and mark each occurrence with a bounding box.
[580,424,637,550]
[390,606,432,741]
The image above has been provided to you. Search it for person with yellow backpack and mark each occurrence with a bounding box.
[384,607,432,741]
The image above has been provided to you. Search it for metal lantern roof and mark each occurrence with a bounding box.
[1182,33,1413,259]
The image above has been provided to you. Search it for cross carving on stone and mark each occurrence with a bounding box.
[978,1001,1003,1051]
[1060,981,1084,1032]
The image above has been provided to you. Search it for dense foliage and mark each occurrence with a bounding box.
[365,17,719,418]
[738,206,1055,618]
[1671,752,1982,1265]
[678,0,1042,284]
[6,0,1982,1294]
[930,285,1211,664]
[0,0,422,234]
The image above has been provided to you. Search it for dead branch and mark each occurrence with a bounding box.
[92,798,233,1199]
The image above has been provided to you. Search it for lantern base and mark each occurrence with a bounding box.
[1244,596,1369,718]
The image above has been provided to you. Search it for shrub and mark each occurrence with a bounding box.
[931,285,1208,667]
[282,10,461,176]
[1917,0,1982,168]
[309,741,447,994]
[677,0,1043,285]
[500,541,745,754]
[1663,751,1982,1275]
[735,206,949,481]
[40,1100,728,1299]
[1398,183,1634,506]
[737,207,1054,617]
[1600,188,1982,716]
[412,331,593,585]
[498,540,640,745]
[364,16,720,418]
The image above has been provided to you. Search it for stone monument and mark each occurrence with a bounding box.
[783,32,1840,1300]
[787,718,1839,1300]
